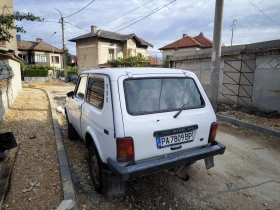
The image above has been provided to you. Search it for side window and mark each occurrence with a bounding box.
[75,76,87,100]
[86,76,105,109]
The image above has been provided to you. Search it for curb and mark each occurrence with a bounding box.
[41,88,79,210]
[217,114,280,138]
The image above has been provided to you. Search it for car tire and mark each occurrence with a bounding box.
[89,143,108,193]
[66,114,78,140]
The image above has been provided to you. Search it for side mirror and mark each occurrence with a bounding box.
[67,91,74,98]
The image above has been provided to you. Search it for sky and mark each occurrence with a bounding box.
[14,0,280,56]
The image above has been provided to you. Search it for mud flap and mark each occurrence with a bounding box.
[107,174,125,197]
[204,156,214,169]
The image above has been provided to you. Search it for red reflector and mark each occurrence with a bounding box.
[209,123,218,143]
[117,138,134,162]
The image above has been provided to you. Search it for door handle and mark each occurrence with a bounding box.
[78,105,81,109]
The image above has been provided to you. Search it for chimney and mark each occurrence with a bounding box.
[183,34,187,38]
[91,25,97,33]
[36,38,43,43]
[199,32,204,36]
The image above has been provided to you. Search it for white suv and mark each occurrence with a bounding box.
[65,68,225,196]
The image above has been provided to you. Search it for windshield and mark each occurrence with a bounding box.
[124,77,205,115]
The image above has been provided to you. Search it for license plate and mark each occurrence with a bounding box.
[157,132,193,148]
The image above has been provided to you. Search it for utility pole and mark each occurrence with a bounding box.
[56,8,68,80]
[210,0,224,112]
[230,19,237,46]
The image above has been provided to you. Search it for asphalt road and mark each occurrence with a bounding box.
[32,82,280,210]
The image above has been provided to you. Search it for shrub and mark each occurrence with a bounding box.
[24,69,49,77]
[107,56,149,67]
[60,70,78,77]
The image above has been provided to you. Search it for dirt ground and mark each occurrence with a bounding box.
[29,80,280,210]
[0,88,62,210]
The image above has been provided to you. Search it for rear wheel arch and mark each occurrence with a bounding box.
[85,133,108,169]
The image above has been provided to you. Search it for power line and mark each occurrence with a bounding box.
[64,0,97,18]
[111,16,142,30]
[82,0,107,17]
[247,0,280,26]
[43,20,60,24]
[116,0,176,32]
[64,27,75,37]
[65,22,90,32]
[99,0,154,27]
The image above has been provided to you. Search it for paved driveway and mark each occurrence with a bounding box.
[31,82,280,210]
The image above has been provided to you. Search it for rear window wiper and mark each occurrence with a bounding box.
[173,100,191,118]
[173,103,187,118]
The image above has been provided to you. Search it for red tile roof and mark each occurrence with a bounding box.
[148,56,162,65]
[159,33,212,50]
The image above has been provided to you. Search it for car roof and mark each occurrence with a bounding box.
[81,68,196,80]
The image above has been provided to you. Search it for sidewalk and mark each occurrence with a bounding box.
[0,88,62,210]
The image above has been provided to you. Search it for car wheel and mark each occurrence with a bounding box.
[66,114,78,140]
[89,143,108,193]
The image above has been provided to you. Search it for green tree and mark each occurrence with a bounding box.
[66,50,73,66]
[0,11,43,42]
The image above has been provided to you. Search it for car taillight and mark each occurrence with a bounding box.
[117,138,134,162]
[208,122,218,143]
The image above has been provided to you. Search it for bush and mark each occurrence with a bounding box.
[67,66,78,71]
[24,69,49,77]
[28,64,53,70]
[107,56,149,67]
[60,70,78,77]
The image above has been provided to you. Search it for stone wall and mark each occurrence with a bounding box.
[0,59,22,121]
[24,76,53,82]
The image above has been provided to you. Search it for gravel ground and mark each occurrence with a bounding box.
[218,111,280,131]
[29,80,280,210]
[0,88,63,210]
[218,103,280,131]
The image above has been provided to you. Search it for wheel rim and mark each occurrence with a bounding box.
[91,155,100,185]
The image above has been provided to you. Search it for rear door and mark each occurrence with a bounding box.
[68,75,88,136]
[118,73,216,161]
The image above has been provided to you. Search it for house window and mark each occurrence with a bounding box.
[35,54,47,62]
[86,76,104,109]
[52,56,60,64]
[19,54,26,61]
[108,49,114,60]
[137,53,142,57]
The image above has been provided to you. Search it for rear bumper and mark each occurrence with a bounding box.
[107,141,226,181]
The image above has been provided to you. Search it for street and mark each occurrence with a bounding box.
[26,81,280,210]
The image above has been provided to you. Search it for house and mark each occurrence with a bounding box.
[148,56,162,66]
[159,33,213,60]
[0,1,22,122]
[170,39,280,112]
[17,37,63,69]
[69,25,153,73]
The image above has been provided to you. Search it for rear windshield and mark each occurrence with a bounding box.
[124,77,205,115]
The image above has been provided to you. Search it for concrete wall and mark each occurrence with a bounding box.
[174,59,223,100]
[24,76,53,82]
[162,47,200,60]
[220,53,256,106]
[0,58,22,121]
[76,37,98,74]
[76,36,148,73]
[99,40,123,65]
[253,55,280,111]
